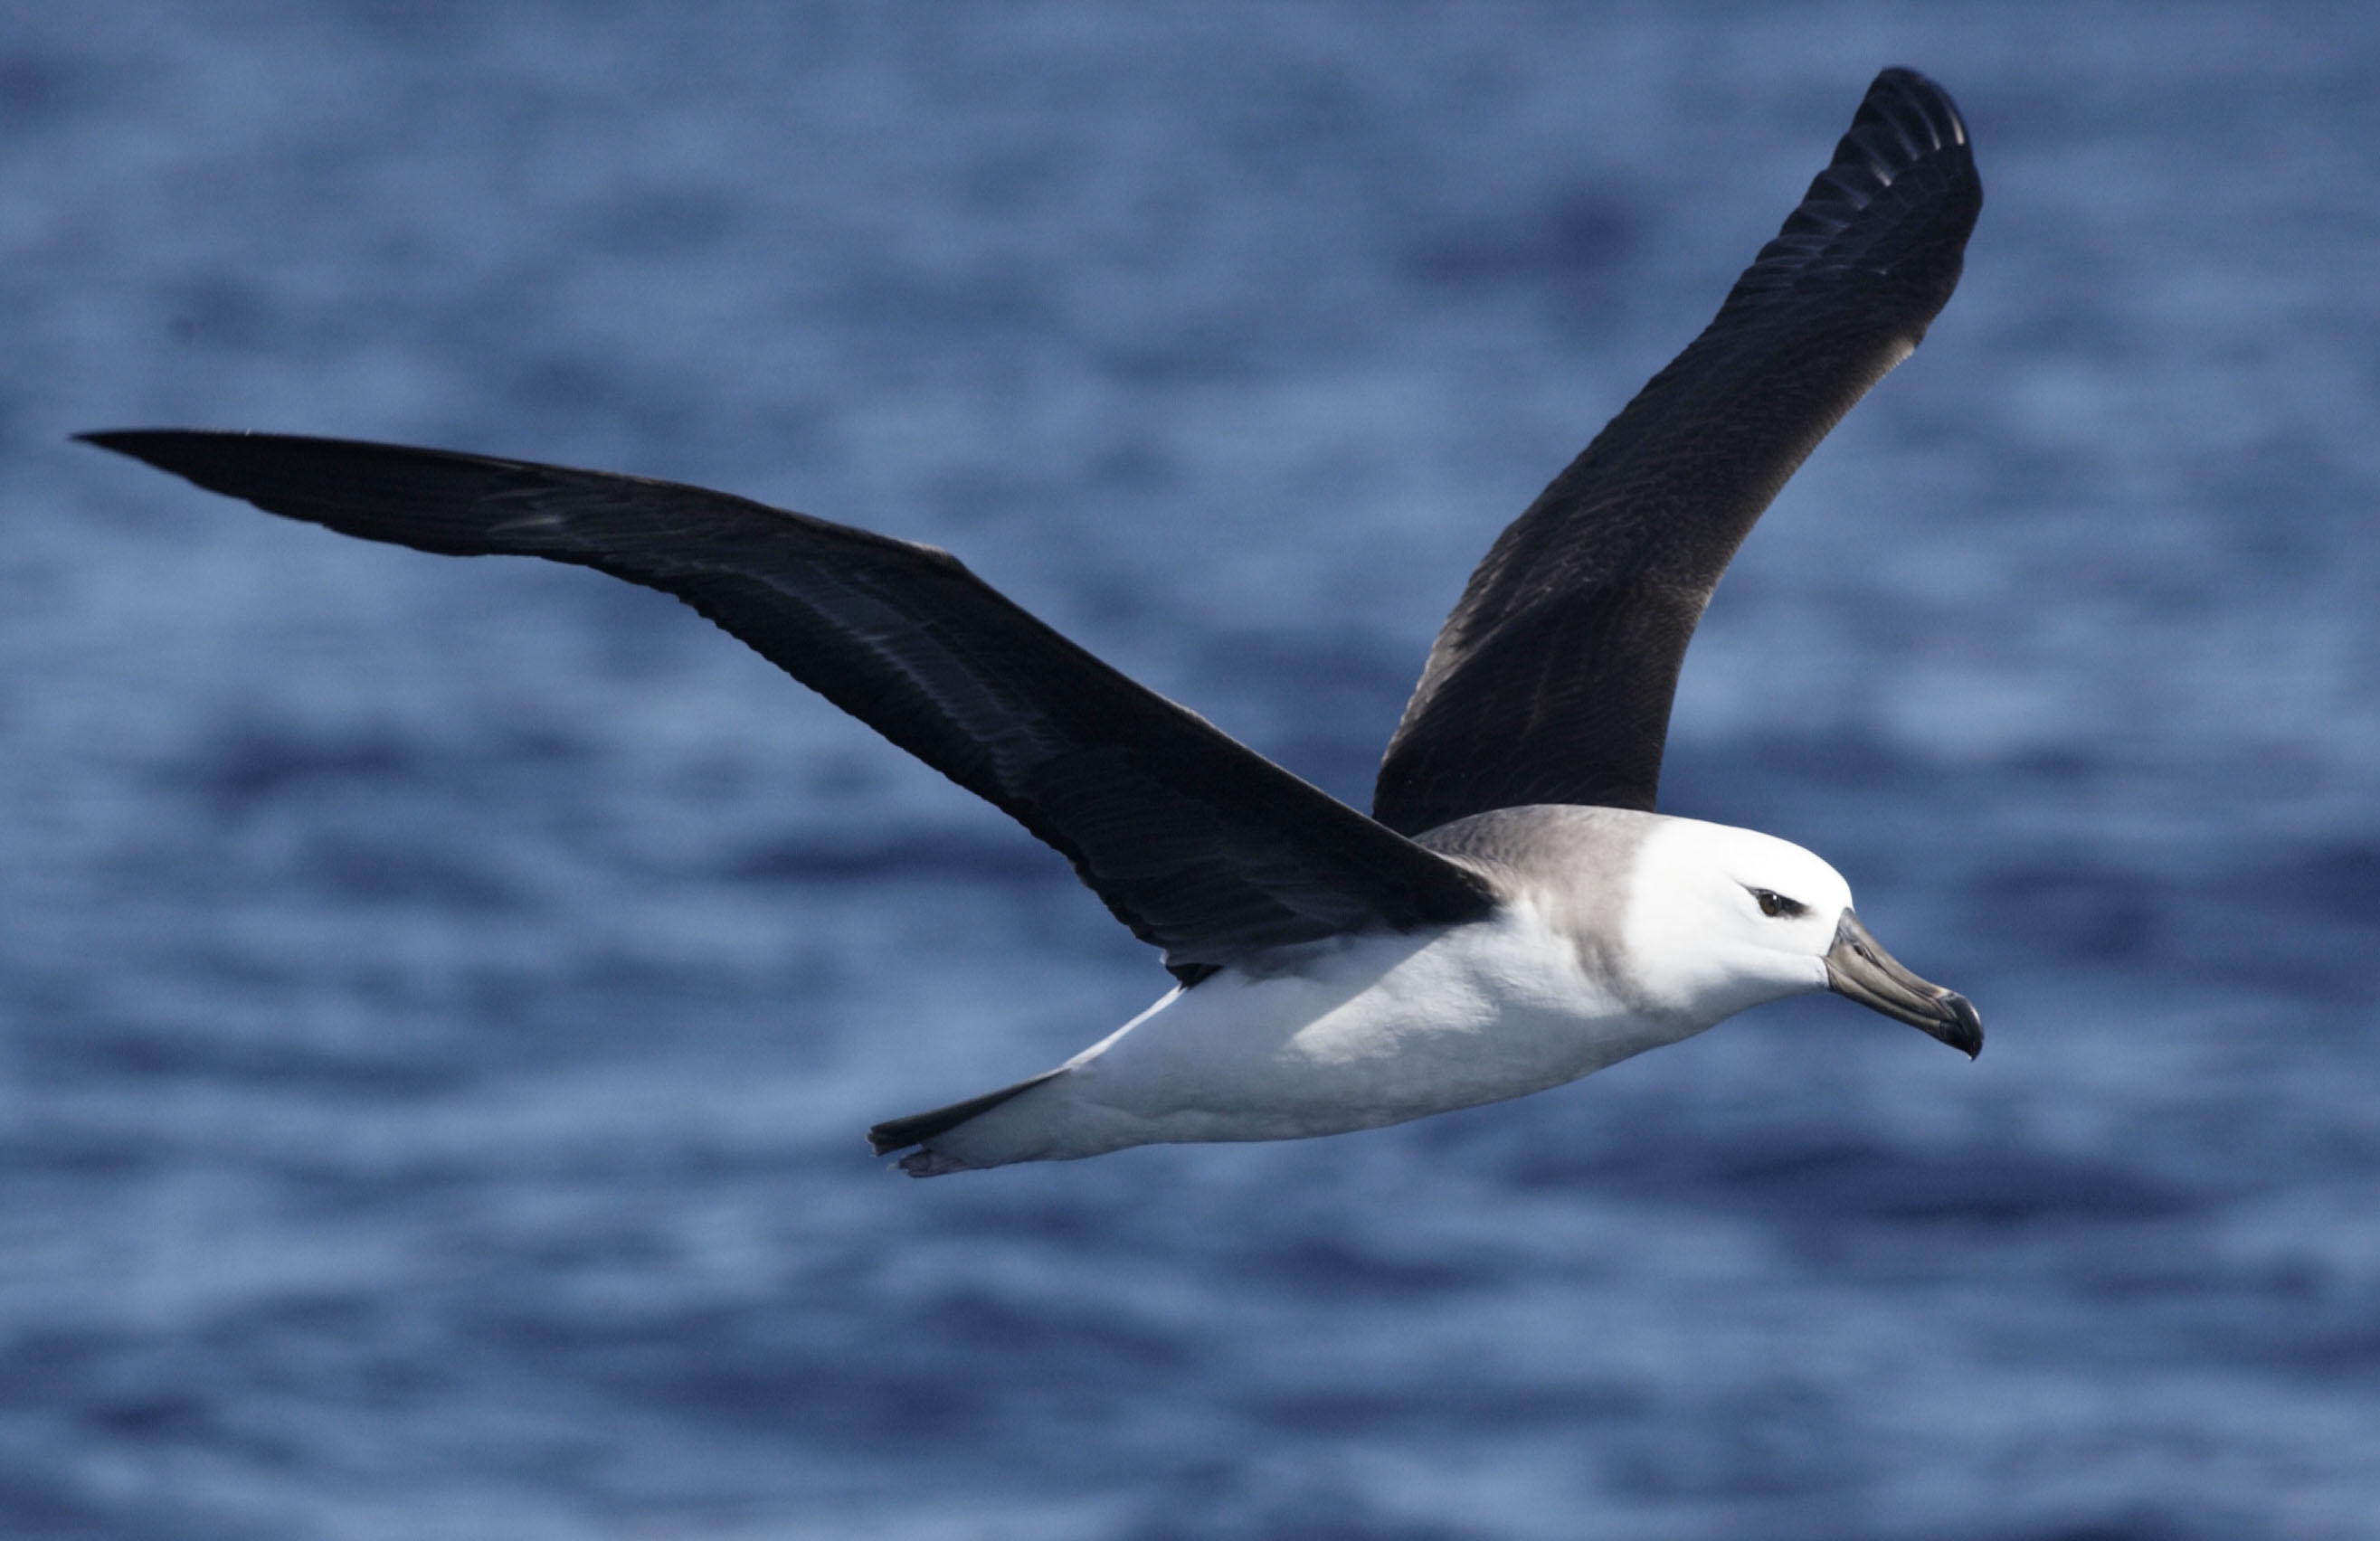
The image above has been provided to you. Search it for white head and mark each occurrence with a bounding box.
[1621,818,1850,1021]
[1619,816,1980,1054]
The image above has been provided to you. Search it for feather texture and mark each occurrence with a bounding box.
[1371,69,1981,832]
[77,430,1496,979]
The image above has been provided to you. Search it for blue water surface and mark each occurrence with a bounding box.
[5,4,2380,1536]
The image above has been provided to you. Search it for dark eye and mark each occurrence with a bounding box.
[1749,888,1806,919]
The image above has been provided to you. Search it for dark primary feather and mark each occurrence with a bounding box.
[1370,67,1982,834]
[77,430,1495,978]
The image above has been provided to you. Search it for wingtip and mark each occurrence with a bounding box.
[1731,64,1979,307]
[1860,66,1970,153]
[74,428,210,467]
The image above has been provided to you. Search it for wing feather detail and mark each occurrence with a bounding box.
[1371,68,1981,833]
[81,430,1496,978]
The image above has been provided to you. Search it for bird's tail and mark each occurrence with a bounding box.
[866,1066,1067,1167]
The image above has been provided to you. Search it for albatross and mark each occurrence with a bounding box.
[82,67,1985,1177]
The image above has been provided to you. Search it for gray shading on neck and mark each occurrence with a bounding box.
[1415,804,1668,1014]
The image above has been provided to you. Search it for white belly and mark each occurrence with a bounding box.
[923,901,1702,1168]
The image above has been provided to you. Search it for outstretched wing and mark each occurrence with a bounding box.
[81,430,1495,978]
[1372,68,1981,834]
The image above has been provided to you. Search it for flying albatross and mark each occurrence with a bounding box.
[82,67,1984,1177]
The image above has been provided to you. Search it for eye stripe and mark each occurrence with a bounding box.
[1749,887,1808,919]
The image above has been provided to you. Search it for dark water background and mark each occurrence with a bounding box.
[5,4,2380,1536]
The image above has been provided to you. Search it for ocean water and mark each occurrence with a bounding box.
[5,4,2380,1536]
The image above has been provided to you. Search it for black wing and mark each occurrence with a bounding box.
[81,431,1495,979]
[1371,68,1982,834]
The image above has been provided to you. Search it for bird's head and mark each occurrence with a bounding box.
[1622,817,1980,1055]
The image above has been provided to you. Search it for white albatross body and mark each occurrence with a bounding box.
[909,808,1856,1173]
